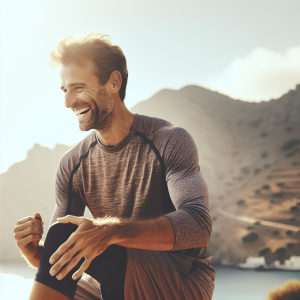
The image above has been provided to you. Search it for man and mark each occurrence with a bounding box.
[14,33,216,300]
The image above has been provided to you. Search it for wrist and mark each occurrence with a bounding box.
[93,217,123,246]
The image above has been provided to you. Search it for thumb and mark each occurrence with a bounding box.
[34,212,44,225]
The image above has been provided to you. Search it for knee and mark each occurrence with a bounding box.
[45,222,78,249]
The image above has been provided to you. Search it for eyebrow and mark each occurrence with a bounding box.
[60,82,87,90]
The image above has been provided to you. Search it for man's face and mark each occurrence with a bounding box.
[60,59,114,132]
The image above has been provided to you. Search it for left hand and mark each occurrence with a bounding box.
[49,215,116,281]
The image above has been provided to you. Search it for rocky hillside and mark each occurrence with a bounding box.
[1,84,299,262]
[131,83,300,265]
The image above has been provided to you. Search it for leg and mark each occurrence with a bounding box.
[30,223,85,300]
[29,281,73,300]
[30,222,127,300]
[84,244,127,299]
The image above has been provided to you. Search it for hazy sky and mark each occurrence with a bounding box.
[0,0,299,173]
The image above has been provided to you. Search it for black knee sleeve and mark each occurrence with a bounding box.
[35,222,84,299]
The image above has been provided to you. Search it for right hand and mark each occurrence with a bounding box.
[14,212,44,258]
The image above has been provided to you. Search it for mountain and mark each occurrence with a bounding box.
[1,84,299,263]
[131,84,300,265]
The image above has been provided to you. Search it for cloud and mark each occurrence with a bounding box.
[208,46,300,102]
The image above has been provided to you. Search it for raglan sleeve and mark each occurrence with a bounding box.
[163,127,212,251]
[48,154,86,228]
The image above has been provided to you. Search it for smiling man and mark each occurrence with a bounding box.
[15,33,216,300]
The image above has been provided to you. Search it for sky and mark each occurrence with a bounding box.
[0,0,299,173]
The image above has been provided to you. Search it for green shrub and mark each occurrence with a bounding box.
[237,199,245,205]
[273,192,284,198]
[255,189,261,194]
[254,221,261,225]
[270,199,276,203]
[258,247,271,256]
[286,151,295,157]
[242,232,258,243]
[288,217,296,222]
[286,230,293,236]
[276,182,285,187]
[290,206,299,212]
[261,132,268,137]
[275,247,286,255]
[281,139,300,151]
[287,243,295,249]
[273,230,280,236]
[262,184,270,190]
[247,226,254,230]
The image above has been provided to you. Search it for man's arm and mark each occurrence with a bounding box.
[103,215,175,251]
[116,127,211,251]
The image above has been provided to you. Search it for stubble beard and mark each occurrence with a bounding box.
[79,86,115,132]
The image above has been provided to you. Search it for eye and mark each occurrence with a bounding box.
[75,87,83,91]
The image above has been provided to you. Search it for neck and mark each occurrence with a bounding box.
[96,101,135,147]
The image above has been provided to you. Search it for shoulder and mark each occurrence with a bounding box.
[135,114,172,138]
[154,124,196,154]
[136,114,192,143]
[135,114,197,161]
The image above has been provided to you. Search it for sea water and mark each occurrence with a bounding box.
[212,266,300,300]
[1,263,300,300]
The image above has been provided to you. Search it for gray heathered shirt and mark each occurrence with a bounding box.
[50,113,212,258]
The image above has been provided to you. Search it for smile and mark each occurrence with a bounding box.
[74,107,91,117]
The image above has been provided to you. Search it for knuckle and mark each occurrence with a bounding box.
[71,257,79,266]
[64,252,72,261]
[60,245,67,252]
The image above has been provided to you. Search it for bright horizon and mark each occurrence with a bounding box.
[1,0,299,173]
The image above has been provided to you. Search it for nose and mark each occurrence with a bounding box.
[64,90,76,108]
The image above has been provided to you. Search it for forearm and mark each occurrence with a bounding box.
[23,241,44,269]
[108,216,175,251]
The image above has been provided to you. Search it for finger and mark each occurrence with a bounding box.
[15,218,42,228]
[14,227,43,241]
[16,234,41,248]
[55,254,82,280]
[57,215,82,225]
[72,257,91,280]
[49,246,74,277]
[14,220,43,234]
[34,212,42,221]
[16,216,39,226]
[49,236,74,265]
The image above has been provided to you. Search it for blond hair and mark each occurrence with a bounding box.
[49,33,128,101]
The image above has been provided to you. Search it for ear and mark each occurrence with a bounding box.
[108,70,122,95]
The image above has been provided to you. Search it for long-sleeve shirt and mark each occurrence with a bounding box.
[50,113,212,258]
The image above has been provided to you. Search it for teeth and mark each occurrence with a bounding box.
[74,107,90,117]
